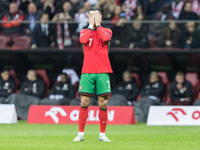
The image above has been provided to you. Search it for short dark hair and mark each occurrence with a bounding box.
[176,71,184,77]
[60,73,68,78]
[88,7,101,13]
[1,68,9,73]
[40,13,49,18]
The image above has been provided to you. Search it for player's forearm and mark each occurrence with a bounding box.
[96,26,111,42]
[79,29,92,44]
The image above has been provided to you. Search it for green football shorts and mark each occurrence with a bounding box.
[79,73,111,96]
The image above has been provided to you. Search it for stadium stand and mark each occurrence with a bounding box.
[12,36,31,49]
[1,0,200,112]
[36,69,50,97]
[9,69,20,92]
[131,73,141,87]
[0,36,11,49]
[157,72,169,85]
[185,72,200,101]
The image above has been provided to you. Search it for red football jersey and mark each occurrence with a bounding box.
[79,26,113,74]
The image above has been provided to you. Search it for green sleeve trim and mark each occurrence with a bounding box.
[108,41,110,52]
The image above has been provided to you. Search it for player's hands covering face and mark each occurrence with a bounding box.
[94,12,102,26]
[89,12,95,26]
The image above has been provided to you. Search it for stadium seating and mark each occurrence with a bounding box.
[36,69,50,97]
[148,36,158,48]
[131,73,141,87]
[185,72,200,101]
[157,72,168,103]
[9,69,20,92]
[0,36,11,49]
[12,36,31,49]
[157,72,169,85]
[185,72,199,87]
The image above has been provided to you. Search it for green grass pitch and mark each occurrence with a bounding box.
[0,121,200,150]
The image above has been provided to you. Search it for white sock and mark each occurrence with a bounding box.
[78,132,84,136]
[100,132,105,136]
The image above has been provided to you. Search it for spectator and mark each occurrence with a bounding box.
[111,12,132,47]
[19,0,33,14]
[57,66,80,88]
[0,0,10,19]
[40,73,75,105]
[149,3,175,45]
[191,0,200,16]
[75,1,91,33]
[5,69,45,120]
[31,13,53,49]
[154,3,175,21]
[2,2,24,35]
[134,72,166,122]
[62,1,78,34]
[177,22,200,49]
[87,0,98,6]
[0,69,15,104]
[24,2,41,37]
[53,0,66,14]
[171,0,185,19]
[95,0,116,20]
[124,0,138,20]
[62,1,74,19]
[159,21,181,48]
[141,0,163,19]
[112,5,122,25]
[37,0,55,20]
[179,2,199,20]
[52,9,73,49]
[169,71,193,105]
[70,0,82,17]
[132,4,146,20]
[129,19,149,48]
[110,71,139,106]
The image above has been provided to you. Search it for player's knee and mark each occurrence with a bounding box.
[99,100,108,109]
[80,95,90,107]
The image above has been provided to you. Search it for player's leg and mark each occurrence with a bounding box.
[73,74,95,142]
[79,95,91,133]
[98,95,111,142]
[96,74,111,142]
[73,95,91,141]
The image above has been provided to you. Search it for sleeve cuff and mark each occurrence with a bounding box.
[88,24,94,29]
[96,25,101,28]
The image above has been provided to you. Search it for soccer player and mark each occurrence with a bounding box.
[73,7,113,142]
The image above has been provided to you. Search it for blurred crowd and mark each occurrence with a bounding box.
[0,67,200,122]
[1,0,200,49]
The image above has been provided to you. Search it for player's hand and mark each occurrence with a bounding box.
[89,13,95,26]
[166,40,172,47]
[94,13,102,26]
[129,43,134,49]
[31,44,37,49]
[184,98,191,102]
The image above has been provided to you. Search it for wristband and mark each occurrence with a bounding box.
[88,24,94,29]
[180,98,184,102]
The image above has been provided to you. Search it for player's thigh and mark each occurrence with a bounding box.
[96,73,111,96]
[79,74,95,96]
